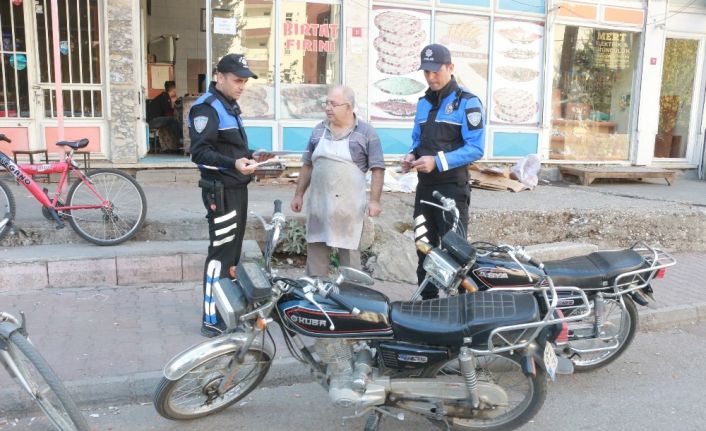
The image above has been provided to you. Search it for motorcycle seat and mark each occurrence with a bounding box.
[543,249,645,290]
[390,291,539,347]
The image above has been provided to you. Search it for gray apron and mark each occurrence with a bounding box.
[306,132,367,249]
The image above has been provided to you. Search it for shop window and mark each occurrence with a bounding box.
[35,0,103,118]
[209,0,275,119]
[654,38,699,159]
[368,6,430,121]
[434,13,489,106]
[279,2,341,120]
[0,0,30,118]
[550,25,641,161]
[490,19,544,125]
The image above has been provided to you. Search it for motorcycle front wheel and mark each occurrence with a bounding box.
[153,347,272,420]
[567,295,638,372]
[422,353,547,431]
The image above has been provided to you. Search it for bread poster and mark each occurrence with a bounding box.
[490,19,544,125]
[434,13,489,106]
[369,7,430,121]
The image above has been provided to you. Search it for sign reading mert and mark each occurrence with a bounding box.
[283,22,339,52]
[594,31,631,70]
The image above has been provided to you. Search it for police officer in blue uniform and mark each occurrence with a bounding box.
[189,53,271,337]
[401,44,485,299]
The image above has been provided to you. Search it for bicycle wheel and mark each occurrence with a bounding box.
[0,179,16,241]
[67,168,147,245]
[6,332,90,431]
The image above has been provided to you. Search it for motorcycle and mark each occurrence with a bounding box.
[412,191,677,372]
[153,200,589,431]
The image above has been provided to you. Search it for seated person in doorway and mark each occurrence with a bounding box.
[147,80,183,152]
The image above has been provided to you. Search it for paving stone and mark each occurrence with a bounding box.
[116,255,182,285]
[0,262,48,292]
[47,258,117,288]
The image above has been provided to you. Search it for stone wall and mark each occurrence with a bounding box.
[107,0,142,163]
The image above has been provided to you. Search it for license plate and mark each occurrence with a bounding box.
[543,342,558,382]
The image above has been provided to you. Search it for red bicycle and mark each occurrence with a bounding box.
[0,133,147,245]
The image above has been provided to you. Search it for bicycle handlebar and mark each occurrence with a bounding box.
[0,134,11,143]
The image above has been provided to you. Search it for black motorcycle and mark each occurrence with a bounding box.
[153,200,588,431]
[412,191,677,372]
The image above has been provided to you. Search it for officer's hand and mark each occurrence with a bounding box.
[367,200,381,217]
[252,150,275,162]
[400,153,415,173]
[411,156,437,173]
[291,195,303,213]
[235,157,258,175]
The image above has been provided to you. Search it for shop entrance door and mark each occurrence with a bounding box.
[30,0,105,153]
[654,36,705,160]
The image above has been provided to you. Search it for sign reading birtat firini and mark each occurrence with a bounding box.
[283,22,339,52]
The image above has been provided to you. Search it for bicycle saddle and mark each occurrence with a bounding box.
[56,138,89,149]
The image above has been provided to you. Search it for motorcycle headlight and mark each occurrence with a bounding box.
[423,249,461,288]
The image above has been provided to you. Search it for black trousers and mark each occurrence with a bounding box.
[201,185,248,325]
[413,182,470,299]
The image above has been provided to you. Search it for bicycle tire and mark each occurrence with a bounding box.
[0,179,16,241]
[67,168,147,245]
[7,332,90,431]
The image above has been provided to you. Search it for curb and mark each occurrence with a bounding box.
[2,303,704,415]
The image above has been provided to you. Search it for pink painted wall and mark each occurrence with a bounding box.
[44,127,101,153]
[0,127,30,154]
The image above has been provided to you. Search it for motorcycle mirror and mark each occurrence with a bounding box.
[338,266,374,286]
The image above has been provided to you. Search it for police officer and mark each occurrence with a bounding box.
[189,53,271,337]
[401,44,485,299]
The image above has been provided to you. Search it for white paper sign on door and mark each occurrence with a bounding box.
[213,17,237,35]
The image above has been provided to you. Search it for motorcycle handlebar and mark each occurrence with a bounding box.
[327,291,360,316]
[273,199,282,214]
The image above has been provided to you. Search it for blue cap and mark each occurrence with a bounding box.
[419,44,452,72]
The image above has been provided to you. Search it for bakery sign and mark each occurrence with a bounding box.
[594,31,631,70]
[283,21,339,53]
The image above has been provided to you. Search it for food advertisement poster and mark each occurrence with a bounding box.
[434,13,489,106]
[490,19,544,125]
[369,7,431,121]
[239,84,274,119]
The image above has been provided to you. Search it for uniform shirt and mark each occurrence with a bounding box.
[189,83,254,188]
[411,76,485,185]
[302,116,385,173]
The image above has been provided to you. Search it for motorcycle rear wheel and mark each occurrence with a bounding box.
[422,353,547,431]
[153,347,272,420]
[567,295,638,372]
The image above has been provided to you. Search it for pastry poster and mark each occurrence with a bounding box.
[490,19,544,125]
[369,7,431,121]
[435,13,489,106]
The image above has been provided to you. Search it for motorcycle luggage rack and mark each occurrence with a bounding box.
[602,241,677,298]
[471,277,591,355]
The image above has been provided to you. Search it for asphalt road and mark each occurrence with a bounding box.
[3,321,705,431]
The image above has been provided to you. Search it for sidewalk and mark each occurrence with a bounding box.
[1,169,706,412]
[0,253,703,414]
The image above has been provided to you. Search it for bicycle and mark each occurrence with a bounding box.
[0,133,147,245]
[0,311,90,430]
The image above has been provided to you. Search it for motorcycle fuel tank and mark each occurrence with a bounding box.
[278,281,394,339]
[471,254,545,289]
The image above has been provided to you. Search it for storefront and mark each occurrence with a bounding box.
[1,0,705,169]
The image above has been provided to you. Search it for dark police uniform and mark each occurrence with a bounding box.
[189,56,258,335]
[411,76,485,298]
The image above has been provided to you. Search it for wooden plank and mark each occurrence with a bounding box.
[559,166,676,186]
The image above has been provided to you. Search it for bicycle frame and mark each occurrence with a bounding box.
[0,149,107,212]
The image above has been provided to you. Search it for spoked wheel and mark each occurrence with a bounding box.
[154,347,272,420]
[67,168,147,245]
[566,295,638,372]
[422,353,546,431]
[0,179,16,241]
[5,332,90,431]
